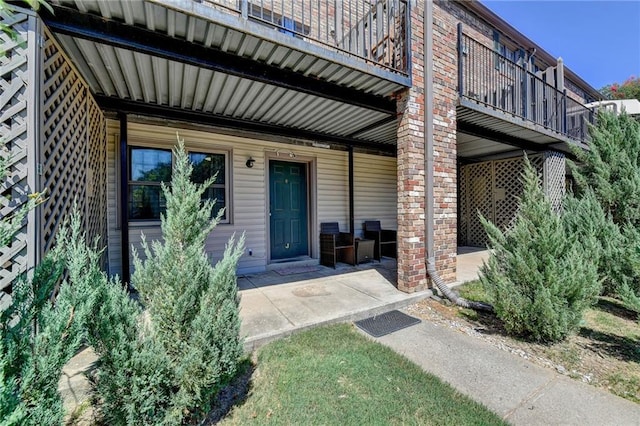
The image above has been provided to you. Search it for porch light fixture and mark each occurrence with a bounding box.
[275,149,296,158]
[246,157,255,168]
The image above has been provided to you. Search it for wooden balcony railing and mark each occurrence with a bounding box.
[457,25,595,143]
[201,0,409,74]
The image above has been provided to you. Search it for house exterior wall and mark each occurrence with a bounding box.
[105,120,397,277]
[8,1,595,294]
[431,1,460,283]
[395,0,465,292]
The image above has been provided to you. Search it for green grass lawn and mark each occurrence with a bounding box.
[221,324,505,425]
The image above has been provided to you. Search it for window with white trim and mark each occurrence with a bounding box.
[128,147,230,222]
[129,147,171,220]
[189,151,228,221]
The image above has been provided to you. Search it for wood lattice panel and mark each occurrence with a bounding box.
[459,154,545,247]
[493,158,524,232]
[462,162,492,247]
[0,11,33,293]
[86,96,107,258]
[543,151,565,212]
[457,162,467,247]
[40,29,107,260]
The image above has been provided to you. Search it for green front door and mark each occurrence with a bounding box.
[270,161,308,260]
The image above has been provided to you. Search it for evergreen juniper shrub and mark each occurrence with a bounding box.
[480,156,600,342]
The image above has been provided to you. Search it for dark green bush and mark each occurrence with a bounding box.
[89,135,245,425]
[569,111,640,313]
[563,192,640,300]
[480,157,600,342]
[570,112,640,227]
[0,213,102,425]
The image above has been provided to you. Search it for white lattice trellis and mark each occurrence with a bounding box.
[40,29,106,259]
[543,151,566,212]
[86,96,107,260]
[1,14,107,299]
[0,10,37,293]
[459,154,548,247]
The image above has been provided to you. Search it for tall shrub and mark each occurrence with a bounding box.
[0,213,102,425]
[570,112,640,227]
[91,135,245,424]
[569,111,640,311]
[480,157,600,342]
[563,191,640,301]
[2,105,96,423]
[86,274,174,425]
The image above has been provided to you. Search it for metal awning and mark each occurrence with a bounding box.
[43,0,412,152]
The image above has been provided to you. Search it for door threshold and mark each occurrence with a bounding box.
[267,257,317,270]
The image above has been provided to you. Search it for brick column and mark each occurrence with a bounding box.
[396,4,426,292]
[431,1,459,283]
[396,1,460,291]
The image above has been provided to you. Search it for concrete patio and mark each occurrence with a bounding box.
[238,247,487,350]
[239,258,429,350]
[456,246,490,283]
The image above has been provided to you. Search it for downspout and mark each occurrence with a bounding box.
[423,2,492,312]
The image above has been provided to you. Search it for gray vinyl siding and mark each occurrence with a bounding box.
[354,153,397,236]
[105,120,397,276]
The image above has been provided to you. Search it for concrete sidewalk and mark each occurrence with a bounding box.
[373,318,640,425]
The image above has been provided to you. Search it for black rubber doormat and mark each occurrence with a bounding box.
[355,310,421,337]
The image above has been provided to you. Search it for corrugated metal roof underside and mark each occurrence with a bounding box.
[51,0,408,97]
[457,132,516,159]
[457,101,574,146]
[354,118,400,144]
[55,34,397,145]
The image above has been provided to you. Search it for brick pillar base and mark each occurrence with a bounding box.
[396,88,427,293]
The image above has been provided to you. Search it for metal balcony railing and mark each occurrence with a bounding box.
[457,26,595,143]
[200,0,409,74]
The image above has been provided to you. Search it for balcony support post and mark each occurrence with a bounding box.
[522,62,528,119]
[240,0,248,19]
[457,23,464,97]
[562,89,568,135]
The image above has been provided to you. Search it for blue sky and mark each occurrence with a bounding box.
[481,0,640,90]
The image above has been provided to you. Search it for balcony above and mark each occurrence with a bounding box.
[42,0,412,150]
[456,25,595,159]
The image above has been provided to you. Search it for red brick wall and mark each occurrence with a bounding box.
[396,0,498,290]
[396,3,426,292]
[431,1,460,283]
